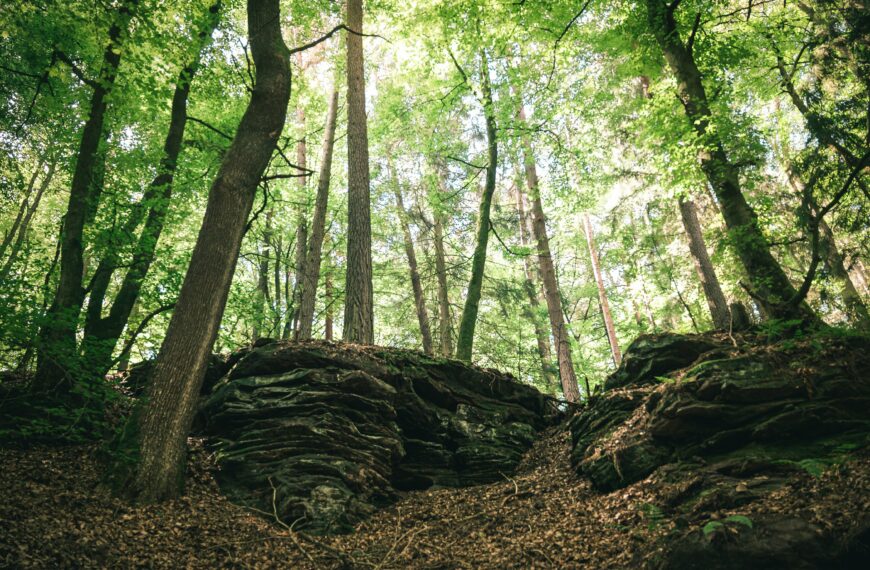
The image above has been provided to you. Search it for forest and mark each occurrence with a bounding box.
[1,0,869,568]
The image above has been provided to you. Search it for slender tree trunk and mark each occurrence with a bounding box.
[116,302,138,372]
[646,0,813,322]
[324,238,334,341]
[391,170,434,354]
[0,160,43,262]
[253,212,272,341]
[583,214,622,366]
[517,106,581,401]
[343,0,374,344]
[513,182,556,388]
[432,171,453,357]
[0,162,55,281]
[678,197,731,329]
[79,3,220,378]
[127,0,291,502]
[32,1,136,393]
[289,105,308,335]
[297,87,338,340]
[456,52,497,362]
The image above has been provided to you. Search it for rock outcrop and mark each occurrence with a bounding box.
[199,342,559,534]
[569,331,870,568]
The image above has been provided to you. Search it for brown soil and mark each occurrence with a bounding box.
[1,428,867,569]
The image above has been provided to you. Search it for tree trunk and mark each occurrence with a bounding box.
[678,197,732,330]
[432,170,453,357]
[583,214,622,366]
[816,208,870,329]
[391,171,434,354]
[289,105,308,335]
[0,161,55,281]
[456,52,497,362]
[0,160,43,262]
[253,212,272,341]
[646,0,813,322]
[297,87,338,340]
[32,1,136,393]
[128,0,291,502]
[79,2,220,378]
[517,106,581,401]
[513,181,556,389]
[324,239,334,341]
[343,0,374,344]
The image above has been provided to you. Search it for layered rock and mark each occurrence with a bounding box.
[200,342,559,533]
[570,331,870,568]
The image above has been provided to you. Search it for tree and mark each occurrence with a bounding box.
[297,87,339,340]
[645,0,815,322]
[343,0,374,344]
[678,197,731,330]
[513,180,556,389]
[583,214,622,367]
[390,162,434,354]
[516,104,581,401]
[126,0,292,502]
[79,2,222,376]
[456,51,497,362]
[33,0,137,393]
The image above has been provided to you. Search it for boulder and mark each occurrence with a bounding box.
[570,331,870,567]
[200,341,560,533]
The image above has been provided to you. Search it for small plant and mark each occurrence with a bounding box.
[702,514,753,537]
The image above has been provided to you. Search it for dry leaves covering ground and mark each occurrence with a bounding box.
[1,428,867,569]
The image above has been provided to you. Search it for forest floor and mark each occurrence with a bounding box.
[2,427,868,569]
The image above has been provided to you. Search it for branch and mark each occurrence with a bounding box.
[687,12,702,54]
[188,115,233,140]
[445,154,486,170]
[554,0,592,46]
[110,303,176,368]
[287,24,388,56]
[488,220,526,257]
[54,50,98,89]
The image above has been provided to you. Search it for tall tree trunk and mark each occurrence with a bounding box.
[79,2,220,378]
[324,236,334,341]
[253,211,272,341]
[646,0,814,322]
[456,52,497,362]
[678,197,732,329]
[127,0,291,502]
[513,181,556,389]
[32,0,136,393]
[0,161,55,281]
[391,169,434,354]
[343,0,374,344]
[517,106,581,401]
[297,87,338,340]
[432,170,453,357]
[289,105,308,335]
[583,214,622,366]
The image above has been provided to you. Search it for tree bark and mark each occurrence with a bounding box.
[253,211,272,340]
[678,197,731,330]
[289,105,308,335]
[324,237,334,341]
[646,0,814,322]
[517,106,581,401]
[297,87,339,340]
[432,169,453,357]
[128,0,291,502]
[33,0,136,393]
[342,0,374,344]
[79,2,221,378]
[583,214,622,366]
[513,181,556,389]
[456,52,497,362]
[391,169,434,354]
